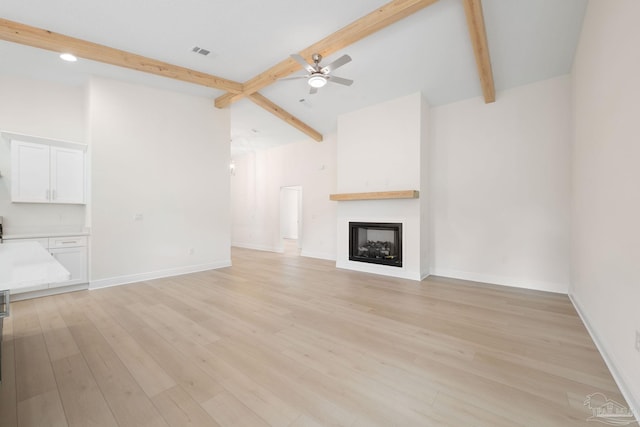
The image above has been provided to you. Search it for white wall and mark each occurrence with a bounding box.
[89,77,231,287]
[0,76,86,235]
[571,0,640,412]
[429,76,572,293]
[336,92,428,280]
[336,93,422,194]
[230,134,337,260]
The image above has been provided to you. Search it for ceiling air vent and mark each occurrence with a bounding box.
[191,46,211,56]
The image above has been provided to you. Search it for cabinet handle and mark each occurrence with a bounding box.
[52,189,56,200]
[60,241,76,244]
[46,189,50,200]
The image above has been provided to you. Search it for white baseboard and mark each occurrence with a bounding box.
[300,250,336,261]
[429,267,568,294]
[569,294,639,420]
[89,260,231,290]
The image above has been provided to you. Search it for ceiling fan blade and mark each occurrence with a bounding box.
[321,54,352,74]
[328,75,354,86]
[309,87,318,95]
[280,75,309,81]
[291,54,315,73]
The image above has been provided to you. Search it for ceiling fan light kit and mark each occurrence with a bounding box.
[308,74,328,88]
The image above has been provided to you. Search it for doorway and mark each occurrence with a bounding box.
[280,186,302,256]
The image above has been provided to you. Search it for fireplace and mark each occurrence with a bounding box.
[349,222,402,267]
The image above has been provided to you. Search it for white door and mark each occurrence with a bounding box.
[11,140,51,202]
[281,187,300,239]
[50,146,85,204]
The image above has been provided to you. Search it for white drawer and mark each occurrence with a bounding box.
[48,236,87,248]
[3,237,49,249]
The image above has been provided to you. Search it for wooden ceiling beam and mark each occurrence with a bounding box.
[0,18,321,143]
[2,0,484,144]
[463,0,495,103]
[248,93,323,142]
[0,18,244,93]
[214,0,440,109]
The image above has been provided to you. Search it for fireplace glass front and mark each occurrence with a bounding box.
[349,222,402,267]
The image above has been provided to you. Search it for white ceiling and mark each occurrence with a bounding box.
[0,0,588,156]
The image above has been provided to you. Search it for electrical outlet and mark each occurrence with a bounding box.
[636,330,640,352]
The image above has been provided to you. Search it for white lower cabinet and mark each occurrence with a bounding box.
[50,246,87,287]
[4,235,88,294]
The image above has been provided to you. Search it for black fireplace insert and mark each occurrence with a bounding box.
[349,222,402,267]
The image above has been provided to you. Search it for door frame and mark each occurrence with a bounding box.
[279,185,302,251]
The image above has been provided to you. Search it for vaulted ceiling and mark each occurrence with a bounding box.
[0,0,587,156]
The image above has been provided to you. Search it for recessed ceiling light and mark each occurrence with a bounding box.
[59,53,77,62]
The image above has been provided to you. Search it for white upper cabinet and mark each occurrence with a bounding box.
[11,140,51,202]
[50,146,85,203]
[6,132,87,204]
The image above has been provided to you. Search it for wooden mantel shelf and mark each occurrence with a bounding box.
[329,190,419,201]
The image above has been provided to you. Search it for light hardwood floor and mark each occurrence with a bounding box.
[0,247,631,426]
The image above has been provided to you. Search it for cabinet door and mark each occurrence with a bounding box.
[11,141,51,203]
[49,246,87,287]
[50,146,85,204]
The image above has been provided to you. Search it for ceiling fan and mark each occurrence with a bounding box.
[285,53,353,94]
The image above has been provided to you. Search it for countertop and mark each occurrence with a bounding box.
[0,242,70,291]
[3,231,90,240]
